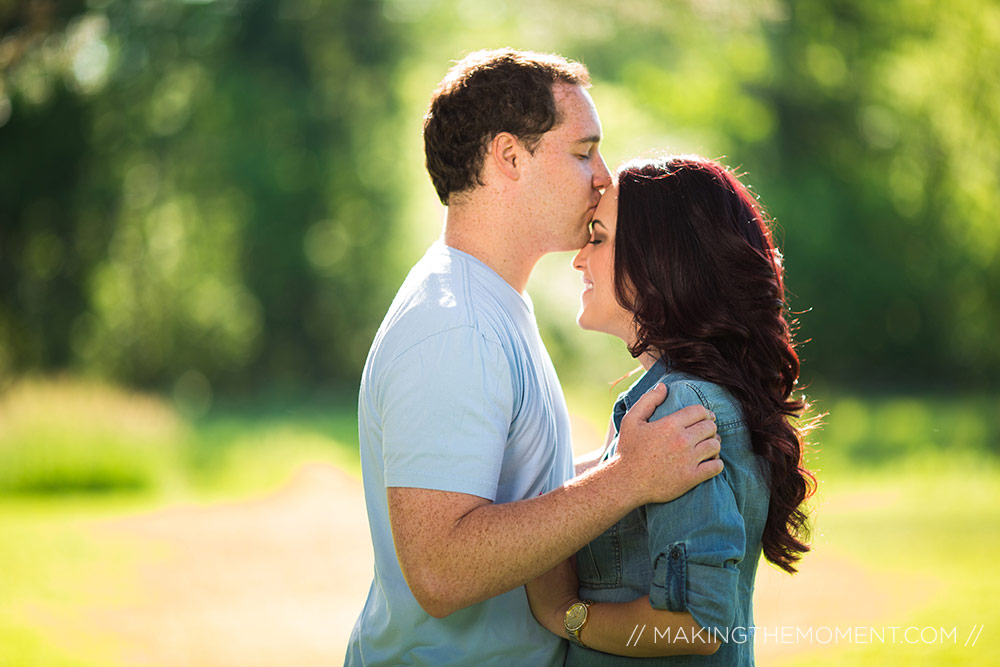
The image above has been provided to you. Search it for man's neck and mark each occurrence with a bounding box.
[442,207,539,294]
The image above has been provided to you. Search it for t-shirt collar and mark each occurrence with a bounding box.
[432,241,534,313]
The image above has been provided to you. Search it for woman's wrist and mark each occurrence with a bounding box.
[548,595,582,637]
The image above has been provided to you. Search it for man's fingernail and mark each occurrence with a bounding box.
[710,411,716,420]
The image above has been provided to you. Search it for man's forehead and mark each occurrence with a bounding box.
[552,84,602,140]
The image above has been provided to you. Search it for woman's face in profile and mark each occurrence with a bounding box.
[572,182,635,343]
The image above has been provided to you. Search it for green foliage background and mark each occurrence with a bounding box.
[2,0,410,394]
[2,0,998,395]
[3,3,998,662]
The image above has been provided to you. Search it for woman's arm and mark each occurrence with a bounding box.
[526,561,719,657]
[528,383,743,657]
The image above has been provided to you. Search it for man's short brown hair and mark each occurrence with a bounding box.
[423,48,591,205]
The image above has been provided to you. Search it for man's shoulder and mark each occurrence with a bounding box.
[374,247,522,362]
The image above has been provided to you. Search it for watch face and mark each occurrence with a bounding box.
[565,603,588,631]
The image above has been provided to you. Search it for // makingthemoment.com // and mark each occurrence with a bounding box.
[624,624,986,648]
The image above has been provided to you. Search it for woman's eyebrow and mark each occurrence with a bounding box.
[590,219,607,230]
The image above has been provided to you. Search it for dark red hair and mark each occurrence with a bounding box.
[614,155,815,573]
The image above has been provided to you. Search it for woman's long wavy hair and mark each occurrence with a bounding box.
[614,156,815,573]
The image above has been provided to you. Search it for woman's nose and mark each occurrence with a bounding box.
[572,246,587,271]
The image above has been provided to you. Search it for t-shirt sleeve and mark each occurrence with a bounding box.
[380,326,514,501]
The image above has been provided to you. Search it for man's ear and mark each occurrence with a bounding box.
[489,132,525,182]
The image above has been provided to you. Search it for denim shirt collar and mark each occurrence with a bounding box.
[612,357,670,432]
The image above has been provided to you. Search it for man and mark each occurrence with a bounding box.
[346,49,723,666]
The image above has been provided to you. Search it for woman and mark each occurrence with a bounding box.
[526,155,815,664]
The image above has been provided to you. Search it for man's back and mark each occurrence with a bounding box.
[347,242,573,665]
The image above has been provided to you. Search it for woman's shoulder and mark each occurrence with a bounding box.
[655,369,745,431]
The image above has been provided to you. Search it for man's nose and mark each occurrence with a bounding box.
[594,152,611,189]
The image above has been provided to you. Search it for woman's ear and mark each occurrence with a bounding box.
[489,132,523,182]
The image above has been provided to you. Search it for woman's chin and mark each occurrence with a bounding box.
[576,312,614,337]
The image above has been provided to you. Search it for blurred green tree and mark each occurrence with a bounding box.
[531,0,1000,388]
[2,0,998,393]
[1,0,408,392]
[751,0,1000,387]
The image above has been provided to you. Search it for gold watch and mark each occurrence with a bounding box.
[563,600,593,647]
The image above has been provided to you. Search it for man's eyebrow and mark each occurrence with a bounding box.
[574,135,602,145]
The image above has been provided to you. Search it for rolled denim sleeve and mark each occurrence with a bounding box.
[646,382,746,634]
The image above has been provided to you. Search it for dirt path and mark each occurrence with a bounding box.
[90,463,372,665]
[79,461,930,665]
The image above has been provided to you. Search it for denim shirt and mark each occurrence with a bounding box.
[568,359,770,666]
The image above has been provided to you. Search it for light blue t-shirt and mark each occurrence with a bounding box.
[346,242,574,666]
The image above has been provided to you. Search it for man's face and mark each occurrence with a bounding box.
[520,84,611,253]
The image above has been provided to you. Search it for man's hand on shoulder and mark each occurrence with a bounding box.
[614,383,723,506]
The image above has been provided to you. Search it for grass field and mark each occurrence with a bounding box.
[0,378,996,664]
[772,466,998,664]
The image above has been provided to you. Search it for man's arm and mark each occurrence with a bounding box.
[389,383,722,618]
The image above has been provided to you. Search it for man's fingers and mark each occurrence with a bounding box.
[624,383,668,423]
[694,436,721,463]
[694,456,724,482]
[657,403,714,429]
[684,418,718,444]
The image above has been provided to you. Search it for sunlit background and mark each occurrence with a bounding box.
[1,0,997,664]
